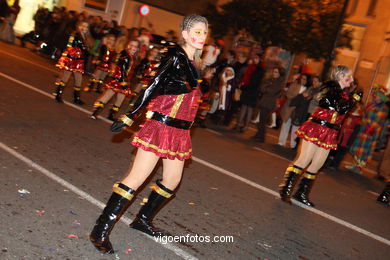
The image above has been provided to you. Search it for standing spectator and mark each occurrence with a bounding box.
[279,65,361,207]
[137,27,152,59]
[234,54,264,132]
[346,86,389,175]
[278,74,311,147]
[0,0,20,43]
[115,25,129,53]
[214,66,235,125]
[288,89,312,148]
[307,75,323,114]
[252,67,285,142]
[202,38,223,69]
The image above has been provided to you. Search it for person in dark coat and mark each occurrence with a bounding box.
[234,54,264,132]
[252,67,285,142]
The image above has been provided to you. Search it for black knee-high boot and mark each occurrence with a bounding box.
[91,101,105,120]
[279,165,303,203]
[130,180,173,237]
[293,171,317,207]
[107,105,119,121]
[84,78,97,92]
[90,183,135,254]
[73,86,84,105]
[95,80,103,93]
[54,81,65,103]
[377,181,390,205]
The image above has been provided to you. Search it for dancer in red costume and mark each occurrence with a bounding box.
[84,34,117,93]
[279,65,362,207]
[90,39,139,121]
[90,14,208,254]
[54,21,89,105]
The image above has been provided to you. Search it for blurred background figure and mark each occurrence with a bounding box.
[346,86,389,175]
[0,0,20,43]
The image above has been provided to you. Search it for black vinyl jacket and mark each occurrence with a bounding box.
[318,80,360,115]
[125,45,199,119]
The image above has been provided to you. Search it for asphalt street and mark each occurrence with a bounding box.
[0,41,389,260]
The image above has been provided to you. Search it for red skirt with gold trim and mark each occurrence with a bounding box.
[131,119,192,160]
[104,80,131,95]
[56,47,85,73]
[295,121,338,150]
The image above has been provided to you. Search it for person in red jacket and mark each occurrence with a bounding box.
[89,14,208,254]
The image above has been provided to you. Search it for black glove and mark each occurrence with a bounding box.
[110,120,127,132]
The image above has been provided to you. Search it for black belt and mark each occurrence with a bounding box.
[309,117,341,131]
[149,111,193,130]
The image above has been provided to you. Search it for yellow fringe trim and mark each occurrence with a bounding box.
[132,136,192,158]
[296,129,336,149]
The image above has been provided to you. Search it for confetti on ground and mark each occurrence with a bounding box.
[115,253,120,259]
[69,210,77,215]
[248,226,253,230]
[125,248,132,254]
[204,212,210,216]
[261,243,272,249]
[72,220,81,228]
[18,189,30,195]
[36,210,45,216]
[13,146,18,149]
[67,234,79,239]
[210,187,218,190]
[142,198,148,203]
[48,248,56,252]
[28,169,33,172]
[63,189,69,192]
[188,202,195,206]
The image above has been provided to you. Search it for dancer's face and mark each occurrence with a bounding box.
[182,22,208,50]
[338,70,353,89]
[78,22,89,34]
[126,41,139,55]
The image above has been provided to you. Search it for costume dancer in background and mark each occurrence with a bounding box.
[279,65,361,207]
[54,20,89,105]
[84,34,117,93]
[89,14,208,254]
[90,39,139,121]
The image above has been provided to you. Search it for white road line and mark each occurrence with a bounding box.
[368,191,380,196]
[253,146,291,162]
[0,141,197,260]
[0,49,59,73]
[2,71,390,247]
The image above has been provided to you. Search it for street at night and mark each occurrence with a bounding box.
[0,41,389,259]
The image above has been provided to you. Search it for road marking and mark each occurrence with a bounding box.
[2,71,390,247]
[253,146,291,162]
[368,191,380,196]
[0,141,197,260]
[0,49,59,74]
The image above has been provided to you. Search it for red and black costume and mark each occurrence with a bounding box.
[296,80,358,150]
[104,50,136,96]
[56,32,87,74]
[279,80,361,207]
[86,44,117,93]
[95,45,117,72]
[115,45,201,160]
